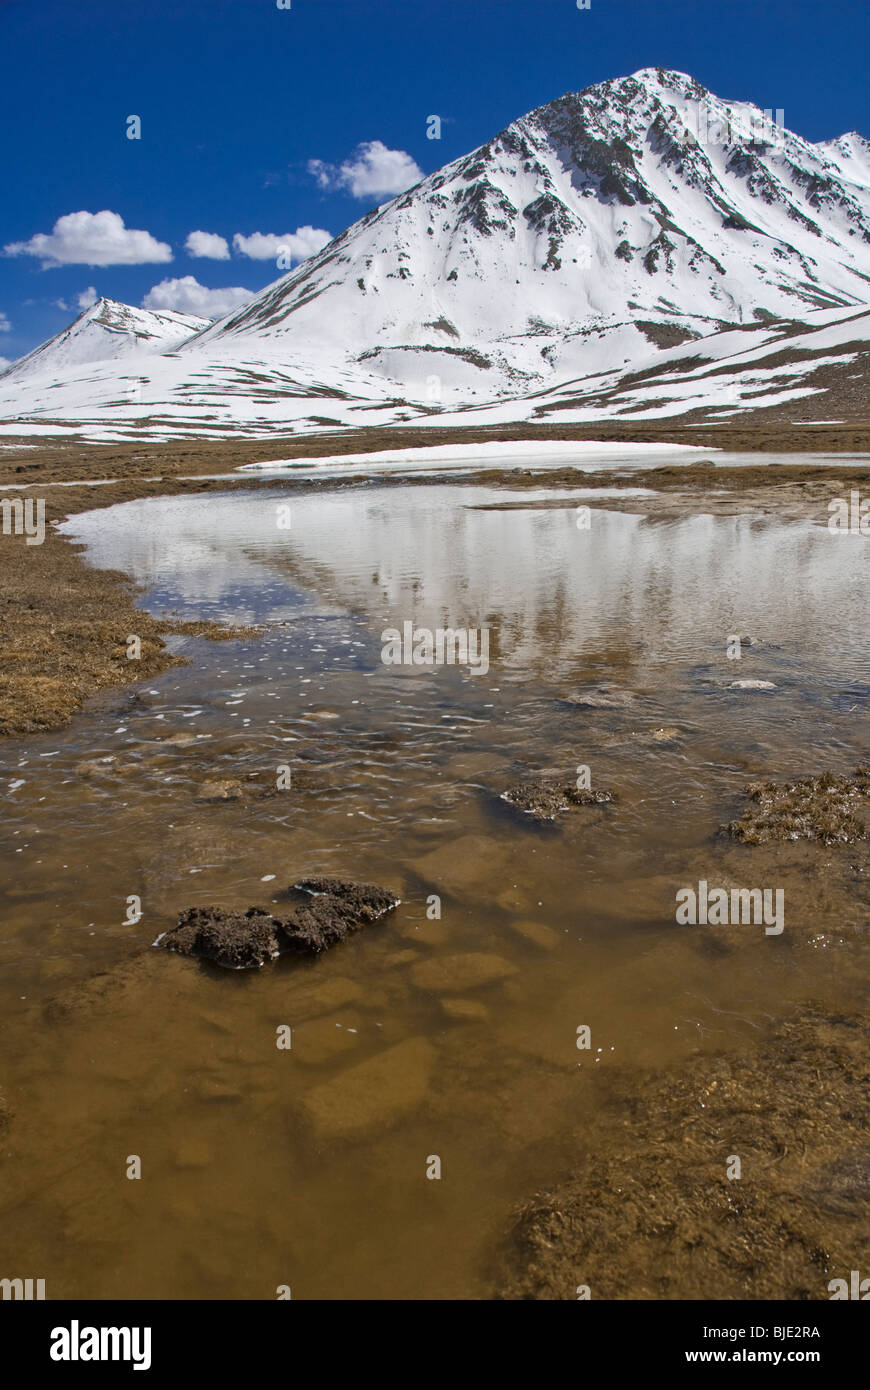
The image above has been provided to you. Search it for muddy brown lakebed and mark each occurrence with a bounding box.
[0,471,868,1299]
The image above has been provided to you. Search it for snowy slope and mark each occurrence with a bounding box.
[0,298,209,383]
[185,66,870,398]
[3,67,870,439]
[441,303,870,426]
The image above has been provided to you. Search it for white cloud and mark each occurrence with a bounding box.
[0,312,10,332]
[0,357,11,372]
[185,230,230,260]
[77,286,98,309]
[4,210,173,268]
[232,226,332,263]
[142,275,252,318]
[53,299,69,312]
[308,141,423,199]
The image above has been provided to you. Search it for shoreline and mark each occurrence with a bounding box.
[0,474,259,738]
[1,449,869,739]
[3,417,870,488]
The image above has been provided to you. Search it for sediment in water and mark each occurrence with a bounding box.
[725,769,870,845]
[495,1006,870,1300]
[501,778,616,824]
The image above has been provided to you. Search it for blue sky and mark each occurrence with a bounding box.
[1,0,868,362]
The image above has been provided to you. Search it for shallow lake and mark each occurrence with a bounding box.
[0,478,867,1298]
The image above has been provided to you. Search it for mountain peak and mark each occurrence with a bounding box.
[184,65,870,404]
[5,68,870,431]
[627,66,703,89]
[825,130,870,151]
[1,297,208,381]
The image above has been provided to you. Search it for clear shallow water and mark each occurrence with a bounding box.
[0,480,867,1299]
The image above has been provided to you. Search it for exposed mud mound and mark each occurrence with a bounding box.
[281,878,401,955]
[293,877,401,922]
[156,907,284,969]
[495,1009,870,1300]
[501,778,616,823]
[725,769,870,845]
[156,878,401,968]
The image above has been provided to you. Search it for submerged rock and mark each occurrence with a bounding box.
[194,778,245,803]
[155,877,401,969]
[75,756,116,777]
[501,778,616,824]
[728,679,777,691]
[382,948,420,969]
[510,919,561,951]
[292,1013,364,1066]
[562,683,635,710]
[413,834,512,896]
[301,1037,435,1139]
[283,976,364,1020]
[725,769,870,845]
[145,732,211,750]
[593,726,682,748]
[410,952,516,992]
[440,997,490,1022]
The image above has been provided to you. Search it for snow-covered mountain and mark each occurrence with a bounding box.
[3,67,870,439]
[470,301,870,425]
[0,298,208,383]
[192,67,870,395]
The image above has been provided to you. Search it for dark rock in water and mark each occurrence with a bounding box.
[293,877,400,922]
[156,907,284,969]
[501,781,570,821]
[501,778,616,824]
[281,878,401,956]
[156,878,401,969]
[724,768,870,845]
[568,787,617,806]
